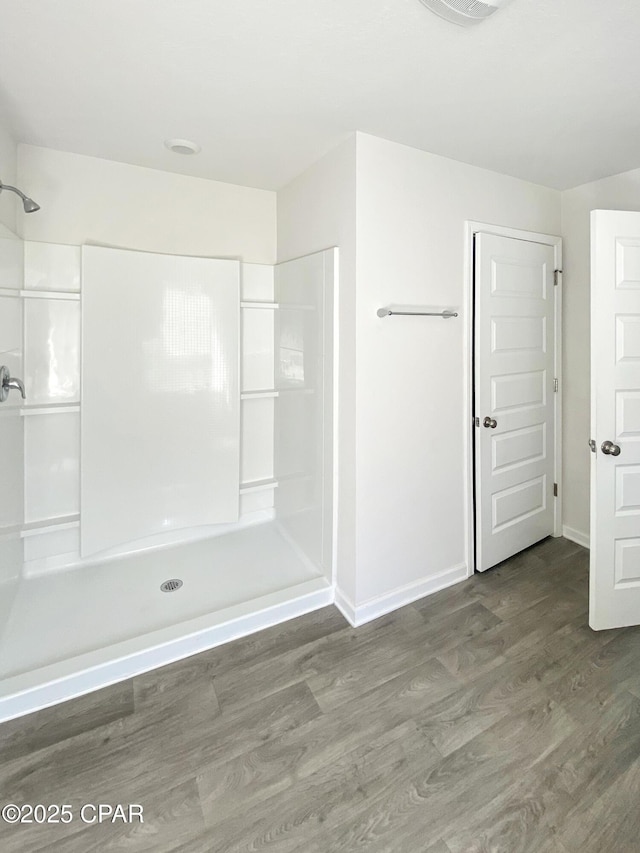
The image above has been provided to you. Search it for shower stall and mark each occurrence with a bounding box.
[0,223,337,722]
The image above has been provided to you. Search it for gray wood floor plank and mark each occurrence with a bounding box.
[489,537,584,576]
[557,755,640,853]
[412,579,484,622]
[304,629,447,712]
[133,653,221,714]
[543,631,636,726]
[445,811,571,853]
[213,608,427,714]
[405,601,503,660]
[423,843,452,853]
[27,778,204,853]
[0,536,638,853]
[196,719,442,852]
[544,690,640,806]
[422,638,575,760]
[0,681,318,826]
[437,586,589,686]
[0,680,134,763]
[199,605,349,679]
[323,696,575,852]
[196,657,461,827]
[454,690,640,853]
[333,836,454,853]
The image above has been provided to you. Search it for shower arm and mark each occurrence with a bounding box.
[0,180,40,213]
[0,181,28,202]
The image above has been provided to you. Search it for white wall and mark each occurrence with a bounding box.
[277,135,358,600]
[561,167,640,543]
[0,124,18,232]
[17,145,276,263]
[279,131,561,619]
[353,134,561,611]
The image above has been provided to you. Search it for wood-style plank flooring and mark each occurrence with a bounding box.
[1,537,640,852]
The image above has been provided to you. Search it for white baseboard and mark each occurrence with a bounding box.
[334,586,357,626]
[335,562,468,628]
[562,525,590,549]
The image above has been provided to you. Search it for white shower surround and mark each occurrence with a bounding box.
[0,239,337,723]
[81,246,241,556]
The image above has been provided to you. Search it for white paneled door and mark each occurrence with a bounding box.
[590,210,640,629]
[475,232,557,572]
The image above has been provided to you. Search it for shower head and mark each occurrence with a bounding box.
[22,196,40,213]
[0,179,40,213]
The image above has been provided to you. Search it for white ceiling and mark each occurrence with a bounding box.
[1,0,639,191]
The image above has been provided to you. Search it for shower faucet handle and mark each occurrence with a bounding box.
[0,366,26,402]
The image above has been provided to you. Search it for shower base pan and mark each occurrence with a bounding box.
[0,522,333,723]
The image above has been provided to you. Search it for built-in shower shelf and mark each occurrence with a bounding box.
[20,515,80,538]
[241,301,277,309]
[241,388,315,400]
[21,403,80,416]
[241,390,278,400]
[240,301,315,311]
[19,289,80,301]
[239,478,279,495]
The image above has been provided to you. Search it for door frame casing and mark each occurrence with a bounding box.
[463,221,563,577]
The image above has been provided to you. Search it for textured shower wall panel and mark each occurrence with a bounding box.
[24,413,80,522]
[241,397,275,483]
[23,242,81,292]
[241,263,274,302]
[240,263,276,493]
[0,294,22,408]
[81,246,240,557]
[0,411,23,529]
[0,231,24,592]
[24,298,80,404]
[242,309,274,392]
[0,230,23,291]
[274,248,335,577]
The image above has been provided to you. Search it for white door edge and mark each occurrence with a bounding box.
[463,221,563,577]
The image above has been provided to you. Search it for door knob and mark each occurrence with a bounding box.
[483,417,497,429]
[601,440,621,457]
[0,365,26,403]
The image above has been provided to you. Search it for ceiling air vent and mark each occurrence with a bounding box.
[418,0,514,26]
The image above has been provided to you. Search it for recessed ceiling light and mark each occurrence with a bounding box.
[164,138,201,155]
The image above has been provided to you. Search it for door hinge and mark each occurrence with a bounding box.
[554,269,562,286]
[554,378,559,393]
[554,483,558,497]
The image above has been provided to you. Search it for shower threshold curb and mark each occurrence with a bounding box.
[0,577,333,724]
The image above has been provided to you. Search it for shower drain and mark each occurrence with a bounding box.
[160,578,183,593]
